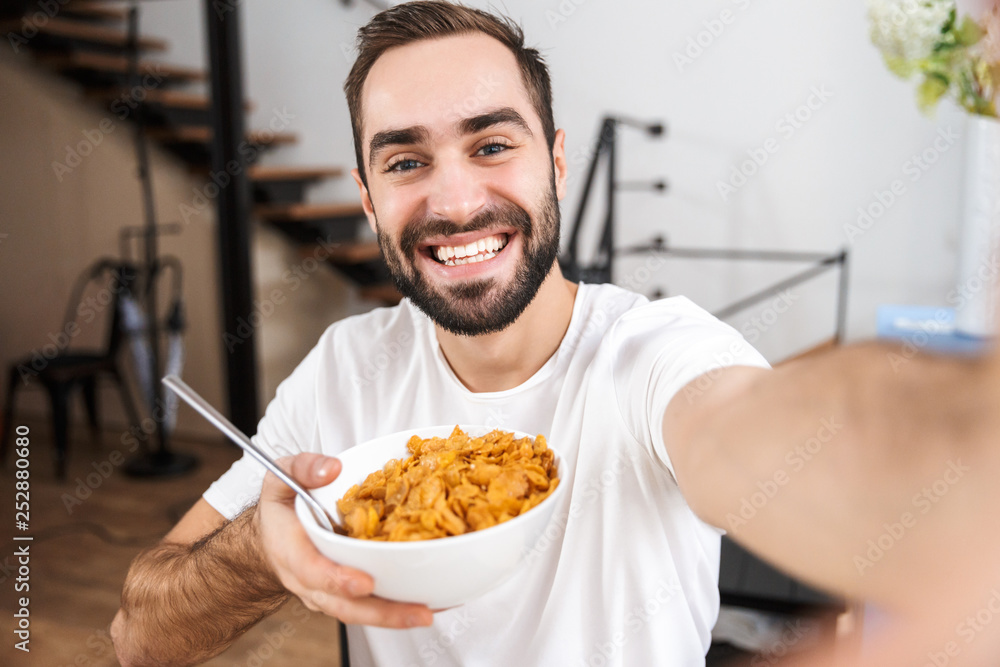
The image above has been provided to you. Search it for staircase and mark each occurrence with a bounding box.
[2,0,400,305]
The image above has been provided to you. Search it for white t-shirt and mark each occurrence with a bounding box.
[203,283,769,666]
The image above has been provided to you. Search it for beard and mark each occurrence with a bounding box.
[375,182,561,337]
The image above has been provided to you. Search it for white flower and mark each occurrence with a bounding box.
[867,0,955,62]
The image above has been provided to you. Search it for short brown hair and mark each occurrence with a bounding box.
[344,1,556,187]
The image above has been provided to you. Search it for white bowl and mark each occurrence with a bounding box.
[295,425,566,609]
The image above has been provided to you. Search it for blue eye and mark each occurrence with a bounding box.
[478,142,510,156]
[386,158,422,173]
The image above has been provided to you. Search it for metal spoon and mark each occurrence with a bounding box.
[162,374,339,532]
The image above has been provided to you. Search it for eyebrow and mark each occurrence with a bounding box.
[367,107,534,172]
[458,107,534,138]
[368,127,431,172]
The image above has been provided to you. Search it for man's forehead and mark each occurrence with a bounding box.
[360,33,536,144]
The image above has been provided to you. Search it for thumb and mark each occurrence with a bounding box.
[261,453,342,503]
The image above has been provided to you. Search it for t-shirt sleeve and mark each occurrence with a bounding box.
[202,343,323,520]
[611,296,770,480]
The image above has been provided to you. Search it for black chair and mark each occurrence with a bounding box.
[1,259,142,478]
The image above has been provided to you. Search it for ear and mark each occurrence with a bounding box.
[552,129,568,201]
[351,168,378,233]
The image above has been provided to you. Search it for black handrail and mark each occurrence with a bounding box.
[563,115,850,347]
[619,242,851,345]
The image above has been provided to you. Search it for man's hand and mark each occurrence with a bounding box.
[112,452,434,667]
[257,453,434,628]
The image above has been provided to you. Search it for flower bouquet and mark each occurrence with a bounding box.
[868,2,1000,337]
[867,0,999,117]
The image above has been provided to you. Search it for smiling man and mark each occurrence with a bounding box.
[361,38,564,341]
[111,2,1000,666]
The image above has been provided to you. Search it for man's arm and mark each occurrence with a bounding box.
[111,454,434,667]
[111,500,288,666]
[664,341,1000,614]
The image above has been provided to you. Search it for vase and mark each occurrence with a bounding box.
[953,114,1000,338]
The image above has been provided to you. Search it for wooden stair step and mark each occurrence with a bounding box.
[0,16,167,51]
[249,165,345,183]
[256,202,365,222]
[62,2,129,21]
[359,283,402,305]
[298,241,381,264]
[86,87,253,111]
[38,51,206,82]
[250,165,347,206]
[317,241,392,288]
[322,240,381,264]
[88,88,211,110]
[147,125,297,146]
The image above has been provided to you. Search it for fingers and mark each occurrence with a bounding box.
[280,532,432,628]
[255,461,431,629]
[255,452,433,629]
[267,509,432,628]
[258,479,367,595]
[284,531,375,599]
[302,590,434,629]
[260,453,342,503]
[288,453,343,489]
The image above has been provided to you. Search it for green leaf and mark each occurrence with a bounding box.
[955,16,985,46]
[941,6,957,34]
[923,53,951,74]
[916,75,950,113]
[990,62,1000,92]
[884,55,917,79]
[966,92,997,117]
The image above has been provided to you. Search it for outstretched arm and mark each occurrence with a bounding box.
[664,342,1000,616]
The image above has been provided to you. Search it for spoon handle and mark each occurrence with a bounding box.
[162,375,336,532]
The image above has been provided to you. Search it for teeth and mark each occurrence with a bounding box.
[434,233,509,266]
[441,250,498,267]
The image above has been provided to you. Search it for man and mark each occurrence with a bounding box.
[111,2,1000,665]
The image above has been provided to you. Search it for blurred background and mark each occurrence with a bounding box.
[0,0,992,664]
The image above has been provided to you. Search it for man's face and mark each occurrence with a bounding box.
[354,33,568,336]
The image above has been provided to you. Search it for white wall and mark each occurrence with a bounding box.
[530,0,967,360]
[138,0,970,364]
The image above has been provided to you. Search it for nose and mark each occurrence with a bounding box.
[424,154,488,224]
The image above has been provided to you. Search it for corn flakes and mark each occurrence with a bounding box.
[337,426,559,541]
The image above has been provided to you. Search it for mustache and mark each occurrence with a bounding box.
[399,203,533,257]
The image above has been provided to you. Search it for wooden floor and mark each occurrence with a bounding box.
[0,418,342,667]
